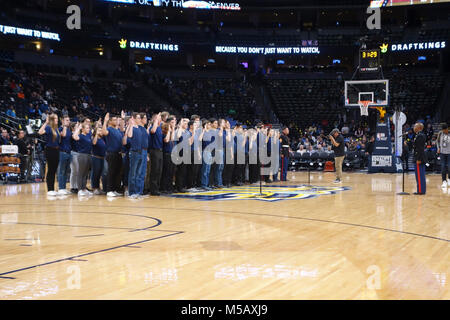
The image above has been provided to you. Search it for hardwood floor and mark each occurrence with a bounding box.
[0,171,448,299]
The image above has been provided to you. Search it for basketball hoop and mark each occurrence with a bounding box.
[359,100,371,116]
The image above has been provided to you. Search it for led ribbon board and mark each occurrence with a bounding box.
[379,41,447,53]
[389,41,446,51]
[215,45,320,55]
[370,0,450,7]
[0,24,61,41]
[103,0,241,10]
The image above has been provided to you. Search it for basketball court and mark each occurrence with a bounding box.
[0,172,448,300]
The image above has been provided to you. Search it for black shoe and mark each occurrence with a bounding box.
[413,192,425,195]
[71,188,78,194]
[177,188,188,193]
[265,179,273,183]
[151,192,161,196]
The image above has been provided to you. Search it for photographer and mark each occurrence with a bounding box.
[329,128,345,184]
[14,130,31,182]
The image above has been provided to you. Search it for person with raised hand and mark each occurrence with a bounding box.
[174,118,190,193]
[57,115,72,195]
[102,112,124,197]
[91,123,107,195]
[137,113,149,196]
[127,113,143,199]
[149,112,163,196]
[72,121,93,197]
[38,113,61,196]
[161,117,175,194]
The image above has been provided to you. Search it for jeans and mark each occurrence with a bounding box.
[77,153,91,190]
[102,158,108,192]
[441,153,450,181]
[91,156,104,189]
[70,151,79,189]
[128,150,142,196]
[136,150,148,195]
[201,151,212,188]
[58,151,71,190]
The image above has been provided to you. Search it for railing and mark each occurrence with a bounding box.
[0,112,27,130]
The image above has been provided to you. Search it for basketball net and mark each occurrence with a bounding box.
[359,100,371,116]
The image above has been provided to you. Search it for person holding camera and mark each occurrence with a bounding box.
[329,128,345,184]
[14,130,30,182]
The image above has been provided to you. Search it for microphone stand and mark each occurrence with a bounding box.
[395,106,409,195]
[397,146,410,196]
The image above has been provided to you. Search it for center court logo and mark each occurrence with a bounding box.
[168,185,350,202]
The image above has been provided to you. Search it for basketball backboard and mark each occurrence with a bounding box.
[344,79,389,107]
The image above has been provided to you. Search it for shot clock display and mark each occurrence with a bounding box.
[359,49,380,73]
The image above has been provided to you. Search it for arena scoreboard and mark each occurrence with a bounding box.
[359,49,380,73]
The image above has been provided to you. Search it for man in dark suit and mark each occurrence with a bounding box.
[413,122,426,195]
[279,127,290,181]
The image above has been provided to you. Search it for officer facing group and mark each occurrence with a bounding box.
[413,122,427,195]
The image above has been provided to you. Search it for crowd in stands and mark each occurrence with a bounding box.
[148,73,257,126]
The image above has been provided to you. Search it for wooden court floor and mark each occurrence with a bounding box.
[0,171,448,300]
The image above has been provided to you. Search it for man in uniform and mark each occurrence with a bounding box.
[413,122,427,195]
[279,126,290,181]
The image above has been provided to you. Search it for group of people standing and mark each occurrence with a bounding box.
[38,111,290,198]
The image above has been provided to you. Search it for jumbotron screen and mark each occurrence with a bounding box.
[370,0,450,7]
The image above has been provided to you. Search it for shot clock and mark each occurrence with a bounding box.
[359,49,380,73]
